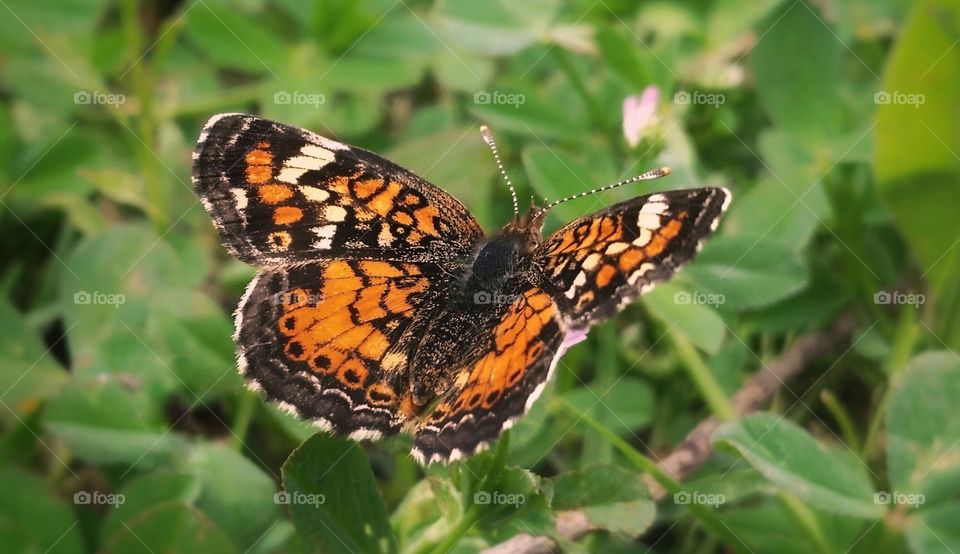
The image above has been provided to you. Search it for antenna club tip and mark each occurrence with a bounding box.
[479,125,492,139]
[659,166,672,176]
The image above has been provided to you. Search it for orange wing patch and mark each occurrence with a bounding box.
[427,289,558,423]
[277,260,429,400]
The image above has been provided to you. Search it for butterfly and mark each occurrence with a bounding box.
[192,114,730,464]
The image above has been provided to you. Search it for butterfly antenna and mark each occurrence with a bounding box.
[540,167,673,212]
[480,125,520,219]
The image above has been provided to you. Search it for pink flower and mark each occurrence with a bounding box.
[622,86,660,148]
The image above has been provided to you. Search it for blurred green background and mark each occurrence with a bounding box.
[2,0,959,552]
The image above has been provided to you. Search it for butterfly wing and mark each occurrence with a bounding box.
[536,188,730,329]
[412,287,566,463]
[237,259,452,439]
[193,113,484,266]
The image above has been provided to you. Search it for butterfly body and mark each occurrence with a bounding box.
[193,114,729,463]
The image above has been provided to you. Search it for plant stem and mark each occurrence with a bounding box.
[820,389,861,452]
[230,389,257,451]
[670,331,737,421]
[428,434,511,554]
[862,307,918,459]
[776,492,834,554]
[120,0,168,231]
[563,402,747,550]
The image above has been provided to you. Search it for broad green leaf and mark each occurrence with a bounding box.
[887,352,960,506]
[550,463,654,537]
[0,469,83,554]
[184,3,286,74]
[643,281,726,355]
[434,0,542,56]
[470,90,585,143]
[186,443,279,550]
[715,413,883,519]
[522,145,599,223]
[874,0,960,347]
[282,434,397,554]
[101,502,236,554]
[751,0,842,140]
[43,378,185,466]
[103,471,202,539]
[905,502,960,554]
[720,502,872,554]
[679,235,809,310]
[564,377,655,436]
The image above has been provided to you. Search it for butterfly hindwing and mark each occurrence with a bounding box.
[193,114,484,266]
[412,287,565,463]
[536,188,730,328]
[237,258,448,439]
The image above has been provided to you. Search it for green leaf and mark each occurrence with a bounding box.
[679,235,809,310]
[905,502,960,554]
[186,443,279,550]
[184,2,286,74]
[719,502,871,554]
[643,281,726,354]
[434,0,543,56]
[470,91,585,143]
[103,470,201,537]
[282,434,397,553]
[715,413,883,519]
[43,378,185,466]
[874,0,960,347]
[521,145,617,224]
[0,299,67,420]
[101,501,237,554]
[887,352,960,506]
[550,463,654,537]
[750,1,843,140]
[0,469,83,554]
[564,377,655,436]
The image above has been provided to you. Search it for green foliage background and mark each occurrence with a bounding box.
[1,0,959,552]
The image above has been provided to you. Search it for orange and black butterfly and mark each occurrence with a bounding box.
[193,114,730,463]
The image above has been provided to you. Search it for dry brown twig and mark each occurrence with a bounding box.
[483,313,858,554]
